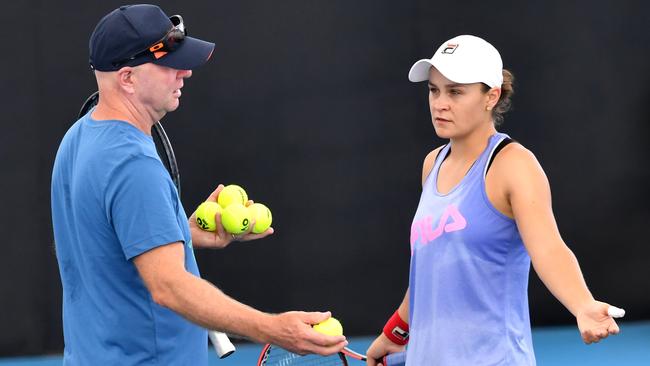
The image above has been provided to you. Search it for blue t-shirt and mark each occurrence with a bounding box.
[407,133,535,365]
[51,113,207,365]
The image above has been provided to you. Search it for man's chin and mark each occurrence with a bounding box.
[166,100,180,112]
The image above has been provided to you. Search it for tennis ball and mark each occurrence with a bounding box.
[248,203,272,234]
[221,203,251,234]
[195,201,222,231]
[217,184,248,208]
[313,317,343,337]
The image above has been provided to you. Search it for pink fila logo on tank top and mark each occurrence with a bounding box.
[410,204,467,252]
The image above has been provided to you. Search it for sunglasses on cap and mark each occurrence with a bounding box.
[111,15,186,68]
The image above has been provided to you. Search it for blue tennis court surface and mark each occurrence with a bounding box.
[2,321,648,365]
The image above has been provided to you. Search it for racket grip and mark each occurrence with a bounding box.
[208,330,236,358]
[383,351,406,366]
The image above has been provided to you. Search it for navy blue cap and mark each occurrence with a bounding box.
[89,4,214,71]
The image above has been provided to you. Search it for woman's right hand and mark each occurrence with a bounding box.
[366,333,406,366]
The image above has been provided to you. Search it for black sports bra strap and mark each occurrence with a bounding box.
[486,137,513,173]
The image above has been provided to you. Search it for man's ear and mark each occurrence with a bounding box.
[116,67,136,94]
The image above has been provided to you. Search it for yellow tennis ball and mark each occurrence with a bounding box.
[248,203,272,234]
[195,201,222,231]
[217,184,248,208]
[313,317,343,337]
[221,203,251,234]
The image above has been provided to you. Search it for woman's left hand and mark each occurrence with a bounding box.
[576,300,621,344]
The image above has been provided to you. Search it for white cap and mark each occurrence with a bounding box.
[408,35,503,88]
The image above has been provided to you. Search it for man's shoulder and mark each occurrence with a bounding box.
[56,116,164,187]
[78,117,159,163]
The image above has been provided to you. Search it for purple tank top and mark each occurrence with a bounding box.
[407,133,535,365]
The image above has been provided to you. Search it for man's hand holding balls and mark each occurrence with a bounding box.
[189,184,274,248]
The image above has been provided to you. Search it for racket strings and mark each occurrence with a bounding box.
[260,347,346,366]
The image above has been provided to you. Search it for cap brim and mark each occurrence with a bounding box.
[154,36,215,70]
[408,59,434,82]
[408,58,492,86]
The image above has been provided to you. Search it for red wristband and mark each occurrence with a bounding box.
[382,310,409,345]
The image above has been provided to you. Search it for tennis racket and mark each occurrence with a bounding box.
[257,344,406,366]
[78,91,236,358]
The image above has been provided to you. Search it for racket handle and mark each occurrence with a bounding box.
[383,351,406,366]
[208,330,236,358]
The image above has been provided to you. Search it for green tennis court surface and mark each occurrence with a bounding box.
[2,321,648,365]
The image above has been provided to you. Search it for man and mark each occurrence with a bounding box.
[51,4,346,365]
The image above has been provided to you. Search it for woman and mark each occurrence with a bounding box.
[366,35,623,366]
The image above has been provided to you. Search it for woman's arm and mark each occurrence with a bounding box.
[497,144,621,344]
[366,289,409,366]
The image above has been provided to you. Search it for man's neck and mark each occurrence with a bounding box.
[90,96,162,136]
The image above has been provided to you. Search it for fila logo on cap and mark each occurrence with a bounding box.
[442,43,458,54]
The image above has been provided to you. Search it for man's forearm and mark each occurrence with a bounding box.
[156,270,273,343]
